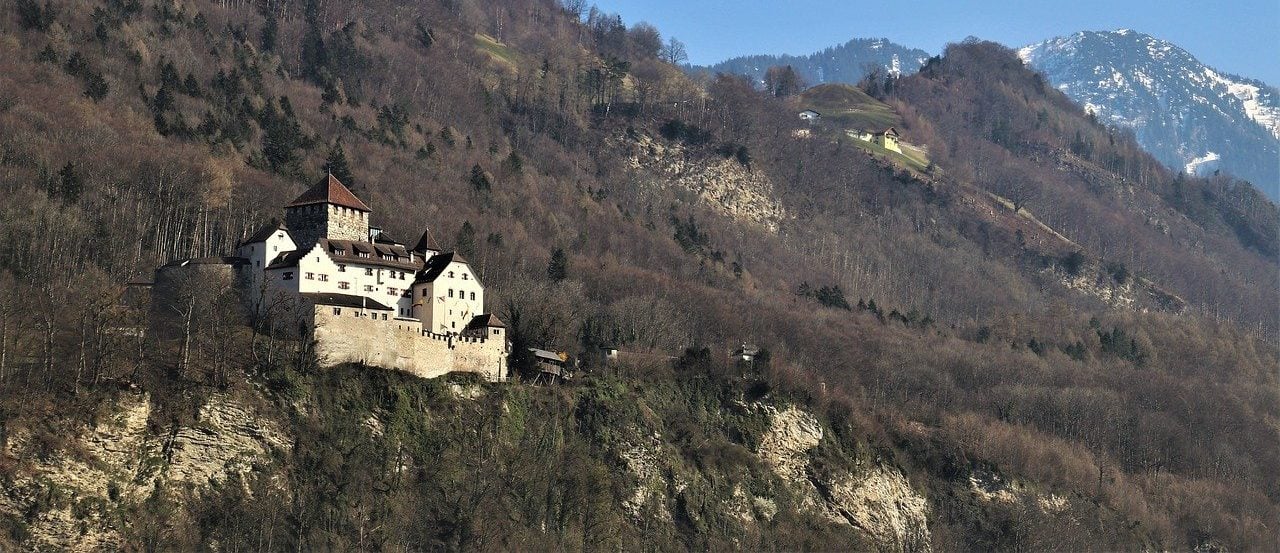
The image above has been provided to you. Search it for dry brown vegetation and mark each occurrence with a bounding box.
[0,1,1276,550]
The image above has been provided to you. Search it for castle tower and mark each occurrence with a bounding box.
[284,174,372,250]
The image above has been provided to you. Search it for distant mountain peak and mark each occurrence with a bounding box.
[1021,30,1280,197]
[690,37,930,88]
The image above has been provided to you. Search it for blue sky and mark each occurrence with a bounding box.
[591,0,1280,84]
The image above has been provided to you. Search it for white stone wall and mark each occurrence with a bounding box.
[236,229,296,309]
[412,259,485,334]
[310,306,507,380]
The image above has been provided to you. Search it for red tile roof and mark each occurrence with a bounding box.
[286,174,371,212]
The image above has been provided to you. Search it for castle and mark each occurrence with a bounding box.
[157,175,509,381]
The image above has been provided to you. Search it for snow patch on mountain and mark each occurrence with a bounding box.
[1184,152,1221,176]
[1020,30,1279,198]
[1203,69,1280,139]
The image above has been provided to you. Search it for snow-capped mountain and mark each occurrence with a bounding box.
[691,38,930,88]
[1019,30,1279,199]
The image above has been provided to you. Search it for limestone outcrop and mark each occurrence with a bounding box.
[0,392,287,551]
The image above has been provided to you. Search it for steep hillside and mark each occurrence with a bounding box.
[799,83,901,131]
[0,2,1277,551]
[1019,30,1280,199]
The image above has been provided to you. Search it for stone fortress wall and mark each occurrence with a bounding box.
[285,203,369,249]
[309,306,507,381]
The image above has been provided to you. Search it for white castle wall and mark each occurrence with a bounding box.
[309,306,508,381]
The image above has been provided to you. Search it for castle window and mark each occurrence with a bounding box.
[319,274,329,282]
[305,272,314,280]
[365,268,374,275]
[492,329,500,335]
[452,321,456,328]
[338,264,346,272]
[462,274,468,280]
[388,287,398,295]
[333,307,341,315]
[338,282,350,290]
[364,285,374,292]
[448,289,454,298]
[470,292,476,300]
[381,313,388,320]
[448,271,454,278]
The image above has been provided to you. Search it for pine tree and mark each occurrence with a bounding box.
[323,141,354,188]
[300,0,328,84]
[260,15,278,53]
[57,161,81,202]
[547,248,568,282]
[469,165,492,191]
[454,222,477,258]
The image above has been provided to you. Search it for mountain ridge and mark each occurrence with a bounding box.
[1019,29,1280,198]
[690,37,930,86]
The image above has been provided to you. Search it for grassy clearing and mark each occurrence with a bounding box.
[847,135,931,172]
[800,83,901,131]
[474,33,521,68]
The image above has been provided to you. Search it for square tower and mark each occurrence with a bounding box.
[284,174,372,249]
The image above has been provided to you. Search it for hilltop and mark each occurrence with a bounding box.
[0,1,1276,551]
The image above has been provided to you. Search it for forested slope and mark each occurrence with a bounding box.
[0,1,1276,551]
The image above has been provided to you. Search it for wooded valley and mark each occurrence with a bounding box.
[0,0,1276,550]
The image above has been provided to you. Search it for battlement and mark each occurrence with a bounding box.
[308,306,508,381]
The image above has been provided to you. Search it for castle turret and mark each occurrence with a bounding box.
[284,174,372,250]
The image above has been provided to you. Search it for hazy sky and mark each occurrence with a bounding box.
[590,0,1280,84]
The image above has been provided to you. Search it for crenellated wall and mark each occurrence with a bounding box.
[285,204,369,250]
[309,307,508,381]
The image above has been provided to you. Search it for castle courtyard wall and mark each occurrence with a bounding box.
[310,307,507,381]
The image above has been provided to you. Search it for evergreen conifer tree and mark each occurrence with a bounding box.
[547,248,568,282]
[455,222,477,258]
[323,141,354,188]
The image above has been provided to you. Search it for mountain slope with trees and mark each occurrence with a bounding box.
[1020,30,1280,200]
[691,37,930,86]
[0,1,1276,551]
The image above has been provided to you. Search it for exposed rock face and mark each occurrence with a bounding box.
[757,405,932,553]
[164,395,289,487]
[0,392,288,551]
[619,430,670,521]
[621,132,788,233]
[970,466,1072,515]
[824,466,932,553]
[756,405,824,486]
